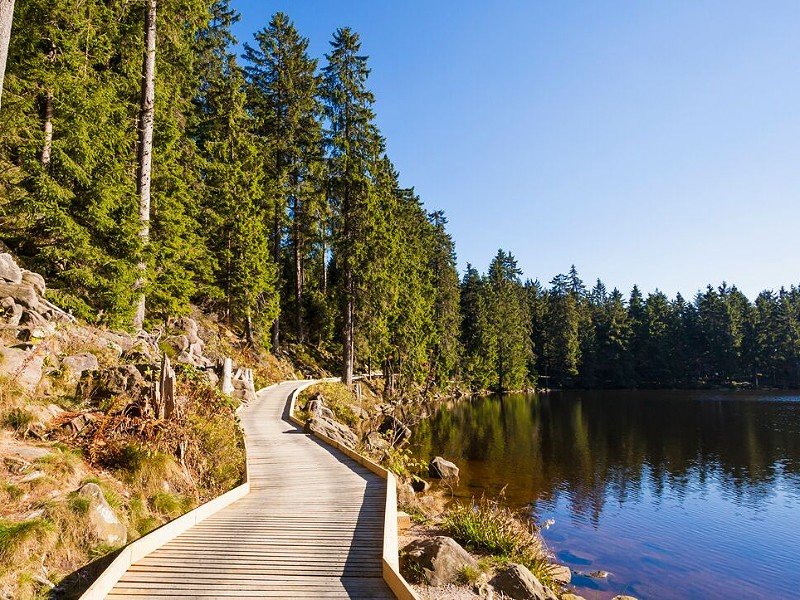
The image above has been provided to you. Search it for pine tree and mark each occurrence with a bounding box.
[484,250,531,391]
[200,56,278,344]
[321,27,381,385]
[244,12,322,349]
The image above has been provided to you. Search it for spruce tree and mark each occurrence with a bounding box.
[244,12,322,350]
[321,27,381,385]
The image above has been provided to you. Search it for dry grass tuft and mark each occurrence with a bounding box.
[441,495,557,589]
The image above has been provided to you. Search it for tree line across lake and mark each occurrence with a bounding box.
[1,4,797,391]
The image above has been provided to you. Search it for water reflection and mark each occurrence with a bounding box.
[411,391,800,599]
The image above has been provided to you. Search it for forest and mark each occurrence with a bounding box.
[1,2,799,392]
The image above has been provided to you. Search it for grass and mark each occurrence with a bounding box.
[2,407,35,433]
[152,492,193,519]
[0,518,53,564]
[441,496,557,589]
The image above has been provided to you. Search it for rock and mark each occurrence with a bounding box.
[0,253,22,284]
[611,597,638,600]
[20,270,45,295]
[366,431,390,452]
[400,536,477,586]
[0,283,38,310]
[79,365,146,404]
[20,470,45,483]
[349,404,369,420]
[62,353,99,376]
[489,564,558,600]
[61,413,94,434]
[561,595,587,600]
[378,415,412,444]
[305,398,334,419]
[476,581,495,599]
[77,483,127,546]
[0,346,44,392]
[232,388,257,404]
[411,476,431,493]
[429,456,460,480]
[304,416,358,450]
[550,564,571,584]
[584,570,610,579]
[122,338,156,363]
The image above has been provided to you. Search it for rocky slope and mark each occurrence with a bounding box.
[0,252,291,600]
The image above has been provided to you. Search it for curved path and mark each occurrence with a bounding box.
[107,380,395,599]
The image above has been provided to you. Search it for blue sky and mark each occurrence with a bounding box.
[231,1,800,300]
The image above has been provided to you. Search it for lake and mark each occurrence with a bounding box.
[410,390,800,599]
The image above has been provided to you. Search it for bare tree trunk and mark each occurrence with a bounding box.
[40,90,53,166]
[133,0,156,330]
[0,0,14,113]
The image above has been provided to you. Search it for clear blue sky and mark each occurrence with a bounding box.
[231,1,800,300]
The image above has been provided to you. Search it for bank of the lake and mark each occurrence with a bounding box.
[410,390,800,600]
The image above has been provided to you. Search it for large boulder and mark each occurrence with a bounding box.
[0,346,44,392]
[0,283,38,310]
[77,483,127,546]
[80,364,146,404]
[304,416,358,449]
[429,456,460,480]
[550,564,571,584]
[20,270,45,295]
[401,536,477,586]
[62,353,99,377]
[0,253,22,284]
[489,564,558,600]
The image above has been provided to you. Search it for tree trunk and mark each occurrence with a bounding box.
[271,200,280,352]
[342,267,354,386]
[40,90,53,166]
[292,193,304,343]
[0,0,14,113]
[133,0,156,330]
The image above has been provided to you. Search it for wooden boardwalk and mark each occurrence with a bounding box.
[107,380,395,599]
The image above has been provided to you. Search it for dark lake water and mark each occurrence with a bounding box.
[410,390,800,599]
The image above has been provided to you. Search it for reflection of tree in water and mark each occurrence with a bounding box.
[411,391,800,522]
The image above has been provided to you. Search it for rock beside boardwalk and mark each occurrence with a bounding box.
[429,456,459,479]
[489,563,558,600]
[77,483,127,546]
[305,415,358,450]
[401,536,477,586]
